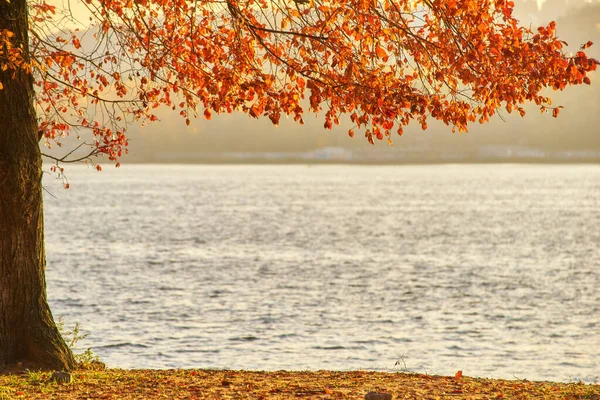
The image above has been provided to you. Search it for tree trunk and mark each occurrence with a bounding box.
[0,0,74,370]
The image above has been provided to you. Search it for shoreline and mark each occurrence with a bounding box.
[2,369,599,399]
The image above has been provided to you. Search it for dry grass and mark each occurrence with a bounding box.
[0,369,599,399]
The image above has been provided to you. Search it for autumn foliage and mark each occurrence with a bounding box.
[3,0,599,163]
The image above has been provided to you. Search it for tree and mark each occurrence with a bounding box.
[0,0,597,370]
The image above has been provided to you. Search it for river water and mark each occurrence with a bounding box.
[43,164,600,382]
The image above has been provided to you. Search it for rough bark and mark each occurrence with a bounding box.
[0,0,74,370]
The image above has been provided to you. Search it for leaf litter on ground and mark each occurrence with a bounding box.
[0,369,599,399]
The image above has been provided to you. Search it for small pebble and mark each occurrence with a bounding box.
[365,391,392,400]
[51,371,72,383]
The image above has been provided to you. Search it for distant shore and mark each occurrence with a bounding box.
[2,369,599,399]
[118,157,600,165]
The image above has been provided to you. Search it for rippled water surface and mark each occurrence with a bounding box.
[44,164,600,382]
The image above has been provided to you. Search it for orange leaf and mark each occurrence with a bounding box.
[375,45,388,62]
[454,370,463,381]
[297,77,306,89]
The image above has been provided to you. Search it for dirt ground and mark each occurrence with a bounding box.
[1,369,599,399]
